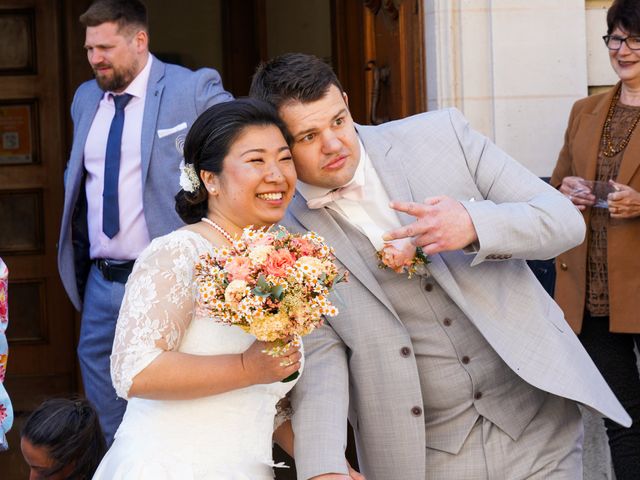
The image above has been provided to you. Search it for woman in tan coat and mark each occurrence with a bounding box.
[550,0,640,477]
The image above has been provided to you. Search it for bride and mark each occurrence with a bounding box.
[92,98,304,479]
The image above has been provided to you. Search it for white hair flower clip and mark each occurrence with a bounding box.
[179,160,200,193]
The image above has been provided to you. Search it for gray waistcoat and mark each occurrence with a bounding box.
[331,211,547,454]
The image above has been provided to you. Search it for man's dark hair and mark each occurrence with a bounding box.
[250,53,344,110]
[79,0,148,34]
[21,398,106,479]
[607,0,640,35]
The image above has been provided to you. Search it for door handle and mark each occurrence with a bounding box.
[366,60,390,125]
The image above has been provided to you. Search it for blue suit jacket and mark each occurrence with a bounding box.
[58,56,232,310]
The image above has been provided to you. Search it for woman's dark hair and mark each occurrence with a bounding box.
[607,0,640,35]
[250,53,344,111]
[175,97,291,224]
[21,398,106,479]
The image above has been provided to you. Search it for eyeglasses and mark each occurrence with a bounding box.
[603,34,640,50]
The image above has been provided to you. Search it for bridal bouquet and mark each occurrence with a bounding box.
[195,226,346,375]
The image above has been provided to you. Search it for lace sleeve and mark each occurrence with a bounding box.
[111,232,206,399]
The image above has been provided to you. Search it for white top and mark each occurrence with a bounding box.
[297,139,402,249]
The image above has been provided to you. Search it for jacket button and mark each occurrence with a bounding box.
[400,346,411,357]
[424,283,433,292]
[411,406,423,416]
[443,318,452,327]
[461,355,470,364]
[560,262,568,271]
[474,392,483,400]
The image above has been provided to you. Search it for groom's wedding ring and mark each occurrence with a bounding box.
[280,358,292,367]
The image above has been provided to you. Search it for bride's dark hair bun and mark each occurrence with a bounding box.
[174,98,291,224]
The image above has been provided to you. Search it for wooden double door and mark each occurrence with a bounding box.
[0,1,423,478]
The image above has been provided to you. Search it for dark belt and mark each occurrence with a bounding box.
[93,259,135,284]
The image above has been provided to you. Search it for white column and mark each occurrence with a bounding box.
[424,0,588,176]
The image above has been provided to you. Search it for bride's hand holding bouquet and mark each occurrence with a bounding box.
[195,225,347,382]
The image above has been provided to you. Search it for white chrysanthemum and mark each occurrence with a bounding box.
[248,244,274,265]
[295,256,324,277]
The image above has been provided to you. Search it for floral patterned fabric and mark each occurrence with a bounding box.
[0,258,12,451]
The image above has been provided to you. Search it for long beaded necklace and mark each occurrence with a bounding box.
[602,85,640,157]
[201,217,235,245]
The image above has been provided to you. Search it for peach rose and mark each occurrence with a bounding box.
[224,279,248,304]
[379,238,416,273]
[225,256,253,282]
[291,237,316,256]
[264,249,296,277]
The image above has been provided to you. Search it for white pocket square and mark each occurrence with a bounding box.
[157,122,187,138]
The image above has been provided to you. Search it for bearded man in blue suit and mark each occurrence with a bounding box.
[57,0,232,444]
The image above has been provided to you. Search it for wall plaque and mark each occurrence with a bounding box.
[0,101,38,165]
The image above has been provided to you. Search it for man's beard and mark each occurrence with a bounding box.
[93,60,138,92]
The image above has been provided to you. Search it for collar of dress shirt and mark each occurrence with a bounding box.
[297,138,368,202]
[102,53,153,102]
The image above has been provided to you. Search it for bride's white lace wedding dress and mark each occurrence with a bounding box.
[93,230,300,479]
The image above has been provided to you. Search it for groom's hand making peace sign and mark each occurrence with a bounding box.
[383,196,479,253]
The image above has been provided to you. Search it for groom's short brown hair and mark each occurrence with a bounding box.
[250,53,344,110]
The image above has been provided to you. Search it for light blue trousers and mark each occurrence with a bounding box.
[78,264,127,445]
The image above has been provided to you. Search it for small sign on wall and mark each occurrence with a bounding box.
[0,101,39,165]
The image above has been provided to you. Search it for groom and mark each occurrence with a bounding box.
[250,53,631,480]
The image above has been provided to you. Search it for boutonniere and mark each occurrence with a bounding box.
[376,238,429,279]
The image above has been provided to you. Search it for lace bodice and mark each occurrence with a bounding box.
[111,230,209,399]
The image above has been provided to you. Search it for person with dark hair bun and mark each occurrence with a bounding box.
[20,398,106,480]
[552,0,640,476]
[91,98,329,479]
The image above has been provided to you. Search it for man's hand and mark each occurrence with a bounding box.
[382,196,478,255]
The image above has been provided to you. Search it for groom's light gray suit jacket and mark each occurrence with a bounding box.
[58,56,232,310]
[287,108,631,480]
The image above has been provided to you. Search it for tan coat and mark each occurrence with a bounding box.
[551,84,640,333]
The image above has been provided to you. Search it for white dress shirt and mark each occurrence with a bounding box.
[298,139,402,250]
[84,55,153,260]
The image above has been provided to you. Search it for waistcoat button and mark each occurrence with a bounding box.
[400,346,411,357]
[411,406,423,416]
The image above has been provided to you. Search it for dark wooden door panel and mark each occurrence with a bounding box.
[0,1,78,477]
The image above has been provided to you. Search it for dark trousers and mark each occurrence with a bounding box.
[579,312,640,480]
